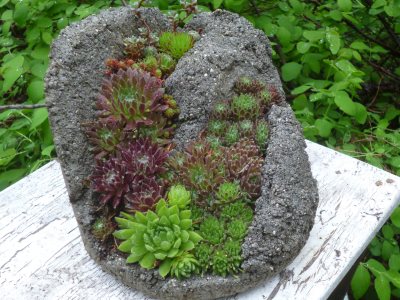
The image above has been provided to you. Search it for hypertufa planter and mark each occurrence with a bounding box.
[45,7,319,300]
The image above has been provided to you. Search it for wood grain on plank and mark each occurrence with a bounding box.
[0,141,399,300]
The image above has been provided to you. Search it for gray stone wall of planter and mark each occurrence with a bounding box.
[45,7,319,300]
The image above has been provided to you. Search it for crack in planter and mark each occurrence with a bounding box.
[45,7,318,300]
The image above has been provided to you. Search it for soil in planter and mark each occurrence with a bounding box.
[83,25,282,280]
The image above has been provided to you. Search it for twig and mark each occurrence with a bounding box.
[121,0,129,6]
[0,104,48,112]
[367,60,400,82]
[367,76,382,107]
[343,18,400,57]
[249,0,261,16]
[378,14,400,48]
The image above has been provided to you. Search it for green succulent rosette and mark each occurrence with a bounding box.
[113,198,202,278]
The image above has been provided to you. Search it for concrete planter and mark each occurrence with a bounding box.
[45,7,318,299]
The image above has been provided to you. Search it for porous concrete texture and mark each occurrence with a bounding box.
[46,7,318,300]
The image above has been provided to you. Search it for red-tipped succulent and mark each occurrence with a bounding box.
[83,120,127,160]
[90,157,131,208]
[124,176,164,212]
[96,68,167,131]
[118,138,169,176]
[224,138,263,199]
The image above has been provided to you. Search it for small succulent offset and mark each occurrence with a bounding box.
[199,216,225,245]
[92,216,115,242]
[231,94,260,120]
[167,185,191,209]
[215,181,242,204]
[170,252,200,279]
[159,31,194,60]
[234,76,265,95]
[114,199,202,278]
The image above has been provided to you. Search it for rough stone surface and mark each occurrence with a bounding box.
[46,7,318,300]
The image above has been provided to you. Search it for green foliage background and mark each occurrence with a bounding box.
[0,0,399,298]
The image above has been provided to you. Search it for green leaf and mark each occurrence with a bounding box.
[391,208,400,227]
[189,231,203,243]
[354,103,367,124]
[326,28,341,54]
[223,0,248,12]
[41,145,54,157]
[139,253,156,269]
[30,108,48,130]
[351,264,370,300]
[382,224,395,239]
[291,85,312,95]
[389,157,400,169]
[126,252,143,264]
[281,62,302,82]
[117,240,132,253]
[296,42,311,54]
[375,274,391,300]
[276,26,291,46]
[338,0,352,11]
[27,81,44,102]
[181,241,195,251]
[113,229,135,240]
[159,258,173,278]
[315,119,334,137]
[0,169,26,190]
[303,30,325,42]
[13,2,29,26]
[382,240,394,261]
[334,91,356,116]
[386,270,400,288]
[0,148,17,166]
[2,55,24,92]
[366,259,386,277]
[212,0,223,9]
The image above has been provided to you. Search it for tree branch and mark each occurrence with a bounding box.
[0,104,49,112]
[343,18,400,57]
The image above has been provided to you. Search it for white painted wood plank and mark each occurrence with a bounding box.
[0,141,399,300]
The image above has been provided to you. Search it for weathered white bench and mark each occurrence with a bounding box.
[0,141,399,299]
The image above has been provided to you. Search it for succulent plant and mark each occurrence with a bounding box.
[207,119,226,136]
[220,201,254,224]
[92,216,115,241]
[83,120,126,159]
[215,181,242,204]
[234,77,265,95]
[212,250,229,277]
[238,119,254,137]
[176,140,225,198]
[143,46,158,58]
[211,100,231,119]
[159,31,194,60]
[223,239,242,273]
[224,138,263,199]
[224,123,240,146]
[118,138,169,176]
[231,94,260,120]
[96,68,167,131]
[255,120,269,151]
[114,199,202,277]
[206,135,223,150]
[90,157,131,208]
[267,84,282,104]
[124,36,146,60]
[124,176,164,212]
[194,243,212,271]
[159,53,176,74]
[199,216,224,245]
[227,219,248,240]
[170,252,200,279]
[167,185,191,209]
